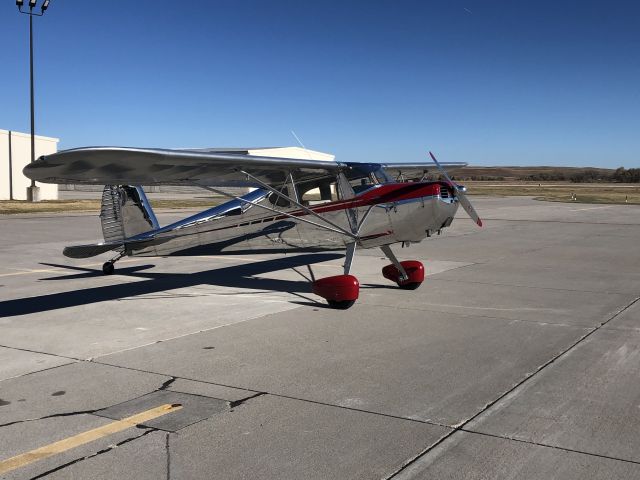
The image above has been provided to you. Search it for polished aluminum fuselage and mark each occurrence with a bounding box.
[125,183,459,257]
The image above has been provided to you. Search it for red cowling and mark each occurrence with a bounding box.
[382,261,425,285]
[312,275,360,301]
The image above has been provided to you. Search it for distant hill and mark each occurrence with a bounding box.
[451,166,623,182]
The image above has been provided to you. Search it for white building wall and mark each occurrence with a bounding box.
[0,133,8,200]
[0,129,59,200]
[248,146,335,162]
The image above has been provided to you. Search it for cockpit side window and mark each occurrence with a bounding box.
[374,168,393,184]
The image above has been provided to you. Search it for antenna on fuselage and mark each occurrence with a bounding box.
[291,130,314,161]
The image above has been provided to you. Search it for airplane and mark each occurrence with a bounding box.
[23,147,482,309]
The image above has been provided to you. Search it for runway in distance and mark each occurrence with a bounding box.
[24,148,482,309]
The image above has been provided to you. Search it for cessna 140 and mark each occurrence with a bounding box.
[23,148,482,309]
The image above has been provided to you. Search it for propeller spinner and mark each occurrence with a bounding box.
[429,151,483,227]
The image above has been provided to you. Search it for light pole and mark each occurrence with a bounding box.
[16,0,51,202]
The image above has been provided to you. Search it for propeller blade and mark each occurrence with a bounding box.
[456,188,483,227]
[429,151,483,227]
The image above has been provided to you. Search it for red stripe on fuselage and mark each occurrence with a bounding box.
[292,182,444,217]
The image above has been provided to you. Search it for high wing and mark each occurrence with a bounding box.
[23,146,345,188]
[381,162,467,181]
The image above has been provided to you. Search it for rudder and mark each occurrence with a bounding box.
[100,185,159,242]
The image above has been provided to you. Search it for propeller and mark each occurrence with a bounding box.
[429,151,483,227]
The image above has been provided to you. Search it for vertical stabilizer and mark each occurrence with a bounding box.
[100,185,159,243]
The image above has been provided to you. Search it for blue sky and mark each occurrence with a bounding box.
[1,1,639,167]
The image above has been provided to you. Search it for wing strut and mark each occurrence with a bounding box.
[344,242,357,275]
[238,170,358,239]
[194,183,358,240]
[380,245,409,281]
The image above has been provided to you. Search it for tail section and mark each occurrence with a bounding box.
[100,185,159,242]
[63,185,159,259]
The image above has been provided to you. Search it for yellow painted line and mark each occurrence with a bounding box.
[0,252,343,277]
[0,403,182,475]
[0,269,59,278]
[0,258,140,278]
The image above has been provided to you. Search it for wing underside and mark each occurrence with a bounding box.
[23,147,344,188]
[24,147,469,188]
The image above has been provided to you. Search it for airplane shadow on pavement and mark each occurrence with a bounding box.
[0,253,343,317]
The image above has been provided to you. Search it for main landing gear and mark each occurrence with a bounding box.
[312,243,424,309]
[312,242,359,309]
[380,245,424,290]
[102,251,125,275]
[312,275,359,309]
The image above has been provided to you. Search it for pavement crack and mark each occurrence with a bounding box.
[460,428,640,466]
[229,391,266,408]
[384,295,640,479]
[0,409,100,428]
[0,343,81,362]
[165,432,171,480]
[28,428,157,480]
[429,277,633,295]
[158,376,177,391]
[480,218,640,226]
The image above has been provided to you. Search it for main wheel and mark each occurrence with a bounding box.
[102,261,115,275]
[398,281,422,290]
[327,299,356,310]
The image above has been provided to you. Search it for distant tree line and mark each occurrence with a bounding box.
[455,167,640,183]
[612,167,640,183]
[525,172,569,181]
[453,176,506,181]
[565,167,640,183]
[436,167,640,183]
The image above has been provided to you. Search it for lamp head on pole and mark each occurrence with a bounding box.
[41,0,49,11]
[16,0,24,7]
[29,0,37,7]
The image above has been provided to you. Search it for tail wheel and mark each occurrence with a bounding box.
[102,262,115,275]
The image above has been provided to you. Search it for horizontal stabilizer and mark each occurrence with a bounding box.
[63,242,123,259]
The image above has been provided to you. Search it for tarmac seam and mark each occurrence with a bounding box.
[479,218,640,226]
[0,359,78,385]
[459,428,640,466]
[0,343,81,362]
[0,409,101,429]
[26,427,157,480]
[229,392,267,408]
[429,277,638,295]
[359,301,596,329]
[384,295,640,478]
[86,310,283,361]
[88,361,455,428]
[87,361,260,396]
[165,432,171,480]
[0,374,175,429]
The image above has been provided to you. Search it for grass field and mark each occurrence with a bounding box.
[1,184,639,214]
[465,182,640,205]
[0,197,225,214]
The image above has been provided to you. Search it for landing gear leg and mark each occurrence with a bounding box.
[312,242,360,309]
[102,251,125,275]
[380,245,424,290]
